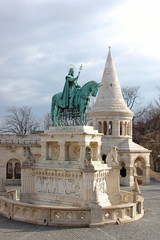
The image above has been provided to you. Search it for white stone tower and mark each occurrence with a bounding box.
[87,47,150,186]
[87,47,133,152]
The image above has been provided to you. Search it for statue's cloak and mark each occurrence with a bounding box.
[61,76,70,108]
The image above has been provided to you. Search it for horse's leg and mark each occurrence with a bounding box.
[80,101,84,125]
[58,108,62,126]
[81,101,87,125]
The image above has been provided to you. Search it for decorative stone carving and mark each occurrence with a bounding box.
[32,209,40,219]
[35,176,81,197]
[23,146,36,166]
[84,146,93,168]
[106,147,119,166]
[47,142,60,160]
[71,144,80,160]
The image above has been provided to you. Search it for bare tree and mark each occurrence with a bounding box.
[5,106,39,135]
[43,112,52,130]
[121,86,140,110]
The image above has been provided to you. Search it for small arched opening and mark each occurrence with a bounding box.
[120,162,127,177]
[103,121,107,135]
[102,154,107,163]
[120,121,123,135]
[120,167,127,177]
[108,121,112,135]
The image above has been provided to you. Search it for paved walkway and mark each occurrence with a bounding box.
[0,180,160,240]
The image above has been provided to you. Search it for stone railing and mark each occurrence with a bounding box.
[0,197,90,226]
[0,139,39,145]
[120,190,134,203]
[0,190,144,227]
[149,169,160,182]
[101,191,144,225]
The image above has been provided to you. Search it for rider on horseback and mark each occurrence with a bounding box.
[61,67,81,108]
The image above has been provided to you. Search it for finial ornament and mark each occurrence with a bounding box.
[108,46,111,50]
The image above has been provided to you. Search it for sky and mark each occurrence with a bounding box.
[0,0,160,126]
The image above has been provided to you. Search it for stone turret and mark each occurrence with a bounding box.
[87,47,150,186]
[87,47,133,152]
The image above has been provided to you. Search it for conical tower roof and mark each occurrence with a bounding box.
[89,47,133,115]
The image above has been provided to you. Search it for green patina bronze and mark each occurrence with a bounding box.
[51,66,101,126]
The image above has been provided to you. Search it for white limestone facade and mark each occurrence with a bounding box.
[87,48,151,186]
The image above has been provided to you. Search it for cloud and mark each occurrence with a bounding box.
[0,0,160,125]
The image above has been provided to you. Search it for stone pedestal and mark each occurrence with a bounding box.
[20,126,121,208]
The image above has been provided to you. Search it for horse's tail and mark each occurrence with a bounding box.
[51,95,56,122]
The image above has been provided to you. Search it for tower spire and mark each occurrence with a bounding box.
[89,48,132,114]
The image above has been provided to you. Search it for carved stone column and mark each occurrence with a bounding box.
[79,142,88,165]
[82,170,95,203]
[58,142,65,161]
[40,142,47,160]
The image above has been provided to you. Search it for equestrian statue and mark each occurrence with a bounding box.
[51,64,101,126]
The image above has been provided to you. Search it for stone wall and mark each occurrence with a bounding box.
[0,134,41,184]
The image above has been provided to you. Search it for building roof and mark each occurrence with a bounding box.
[118,139,151,153]
[89,47,133,115]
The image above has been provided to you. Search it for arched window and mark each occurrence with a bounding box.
[14,162,21,179]
[98,121,102,133]
[6,159,21,180]
[103,121,107,135]
[6,162,13,179]
[108,121,112,135]
[120,121,123,135]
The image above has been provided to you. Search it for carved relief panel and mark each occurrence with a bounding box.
[65,142,80,161]
[35,175,81,198]
[46,142,60,160]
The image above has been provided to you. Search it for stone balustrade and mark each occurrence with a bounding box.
[0,139,39,145]
[0,134,40,145]
[120,190,134,203]
[0,190,144,227]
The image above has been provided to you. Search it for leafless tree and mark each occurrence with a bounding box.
[121,86,140,110]
[121,86,151,122]
[43,112,52,130]
[5,106,39,135]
